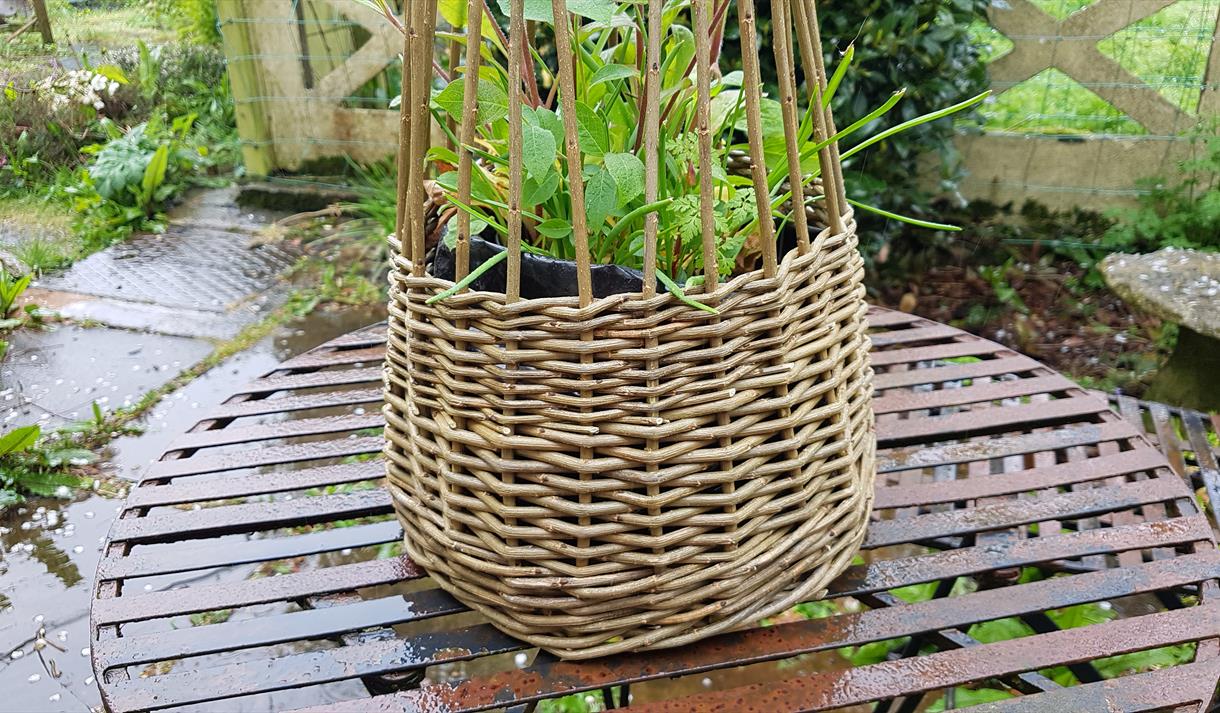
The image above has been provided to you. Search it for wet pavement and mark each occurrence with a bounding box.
[0,305,386,713]
[1,326,213,430]
[33,187,298,340]
[0,183,384,711]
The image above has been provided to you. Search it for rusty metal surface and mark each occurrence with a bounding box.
[89,313,1220,712]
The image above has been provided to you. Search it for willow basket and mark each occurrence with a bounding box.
[385,0,875,659]
[384,221,874,659]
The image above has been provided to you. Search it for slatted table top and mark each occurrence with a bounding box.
[90,307,1220,712]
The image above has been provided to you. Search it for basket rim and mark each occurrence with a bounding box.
[390,210,858,314]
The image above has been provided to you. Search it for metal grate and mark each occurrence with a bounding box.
[89,308,1220,712]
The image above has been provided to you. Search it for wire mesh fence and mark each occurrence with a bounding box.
[214,0,1220,209]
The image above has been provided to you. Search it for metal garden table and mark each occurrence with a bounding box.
[89,307,1220,712]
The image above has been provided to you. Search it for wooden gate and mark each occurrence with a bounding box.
[958,0,1220,209]
[217,0,402,174]
[217,0,1220,209]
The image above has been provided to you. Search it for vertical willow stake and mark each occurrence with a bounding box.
[407,1,439,275]
[693,0,719,292]
[773,0,810,254]
[641,0,664,558]
[799,0,848,212]
[455,0,483,281]
[791,0,843,234]
[394,1,415,256]
[550,0,593,306]
[641,0,662,300]
[506,0,524,302]
[737,0,777,277]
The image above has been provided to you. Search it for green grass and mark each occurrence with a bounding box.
[974,0,1219,136]
[0,196,79,271]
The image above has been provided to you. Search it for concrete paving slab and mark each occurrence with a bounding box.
[1,325,212,428]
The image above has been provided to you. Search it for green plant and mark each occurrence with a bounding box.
[393,1,985,307]
[0,267,31,319]
[70,112,204,249]
[0,424,92,508]
[1103,128,1220,253]
[148,0,223,45]
[720,0,991,234]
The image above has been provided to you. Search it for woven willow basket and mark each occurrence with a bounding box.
[384,0,875,659]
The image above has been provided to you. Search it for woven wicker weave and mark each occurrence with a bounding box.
[384,0,875,659]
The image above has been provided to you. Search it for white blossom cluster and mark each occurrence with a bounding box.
[34,69,121,112]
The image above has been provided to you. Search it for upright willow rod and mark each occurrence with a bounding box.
[455,0,484,281]
[506,0,525,302]
[796,0,848,215]
[791,0,843,235]
[694,0,718,291]
[550,0,593,306]
[641,0,662,298]
[773,0,811,254]
[406,0,439,274]
[738,0,778,277]
[394,1,415,257]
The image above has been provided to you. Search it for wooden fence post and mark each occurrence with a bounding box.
[30,0,52,44]
[216,0,277,176]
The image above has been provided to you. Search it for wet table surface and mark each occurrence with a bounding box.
[89,307,1220,712]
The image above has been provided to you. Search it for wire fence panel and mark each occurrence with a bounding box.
[960,0,1220,209]
[214,0,1219,209]
[216,0,403,174]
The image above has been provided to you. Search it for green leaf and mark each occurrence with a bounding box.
[496,0,616,24]
[583,167,617,230]
[845,198,962,231]
[523,171,560,206]
[141,145,169,199]
[656,270,718,314]
[575,102,609,156]
[0,425,40,457]
[522,123,557,180]
[533,107,565,148]
[589,63,638,86]
[92,64,129,85]
[602,152,644,205]
[535,219,572,239]
[438,0,467,26]
[434,77,509,126]
[427,250,508,304]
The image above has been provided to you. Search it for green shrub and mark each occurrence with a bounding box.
[1103,129,1220,252]
[722,0,991,238]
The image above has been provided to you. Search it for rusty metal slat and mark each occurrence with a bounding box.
[1183,410,1220,520]
[966,658,1220,712]
[873,374,1075,416]
[830,516,1211,599]
[291,552,1220,713]
[315,328,386,350]
[94,588,464,669]
[207,387,384,421]
[168,413,385,451]
[865,476,1183,549]
[104,623,524,712]
[234,367,382,396]
[875,448,1167,509]
[277,346,386,371]
[878,421,1140,473]
[877,396,1107,448]
[868,340,1006,368]
[93,555,422,626]
[872,355,1042,391]
[866,310,925,328]
[97,519,402,580]
[868,324,964,348]
[144,435,383,479]
[125,460,386,508]
[108,490,392,543]
[616,604,1220,712]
